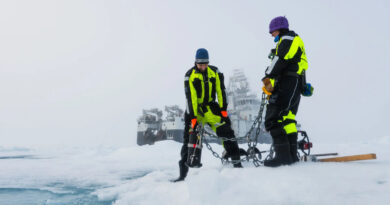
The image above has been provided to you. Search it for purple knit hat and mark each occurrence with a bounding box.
[269,16,289,33]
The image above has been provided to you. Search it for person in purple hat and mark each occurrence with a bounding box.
[261,16,309,167]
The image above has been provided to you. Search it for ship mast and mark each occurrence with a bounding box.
[227,69,251,110]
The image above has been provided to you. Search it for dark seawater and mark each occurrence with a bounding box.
[0,151,154,205]
[0,187,115,205]
[0,168,154,205]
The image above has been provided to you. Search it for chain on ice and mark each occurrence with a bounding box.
[199,93,269,167]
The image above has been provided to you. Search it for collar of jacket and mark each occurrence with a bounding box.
[277,30,298,45]
[193,66,208,73]
[278,28,290,37]
[280,30,297,38]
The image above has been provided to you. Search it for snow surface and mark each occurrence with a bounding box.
[1,137,390,205]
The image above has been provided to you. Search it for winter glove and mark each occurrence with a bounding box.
[302,83,314,97]
[191,118,197,129]
[188,118,198,134]
[220,110,231,125]
[268,49,276,60]
[262,86,272,96]
[262,77,274,93]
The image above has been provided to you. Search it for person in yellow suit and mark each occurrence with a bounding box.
[172,48,242,182]
[262,16,309,167]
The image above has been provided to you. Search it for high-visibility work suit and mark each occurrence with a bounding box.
[181,65,241,168]
[263,30,308,166]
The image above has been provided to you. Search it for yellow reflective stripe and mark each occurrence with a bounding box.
[275,36,293,55]
[275,41,281,55]
[213,68,224,108]
[270,78,275,87]
[189,70,205,117]
[282,110,296,121]
[297,67,304,75]
[277,36,308,75]
[203,73,206,104]
[297,36,308,74]
[282,110,297,134]
[284,37,299,60]
[189,70,199,117]
[284,123,297,134]
[297,52,308,75]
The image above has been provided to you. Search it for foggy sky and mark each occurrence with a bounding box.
[1,0,389,147]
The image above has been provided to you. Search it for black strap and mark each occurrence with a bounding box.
[203,71,210,105]
[283,71,300,78]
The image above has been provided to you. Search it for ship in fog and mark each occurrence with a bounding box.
[226,69,272,144]
[137,106,184,145]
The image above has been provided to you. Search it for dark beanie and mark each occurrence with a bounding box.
[195,48,209,63]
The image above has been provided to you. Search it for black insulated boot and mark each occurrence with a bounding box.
[223,140,243,168]
[231,153,243,168]
[288,133,299,163]
[263,143,293,167]
[222,149,243,168]
[172,161,189,182]
[222,148,246,167]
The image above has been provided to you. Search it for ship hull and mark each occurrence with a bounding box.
[137,127,271,145]
[137,129,166,146]
[137,129,184,146]
[165,129,184,143]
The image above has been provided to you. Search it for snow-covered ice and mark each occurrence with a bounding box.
[1,137,389,205]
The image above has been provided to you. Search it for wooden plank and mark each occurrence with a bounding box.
[318,153,376,162]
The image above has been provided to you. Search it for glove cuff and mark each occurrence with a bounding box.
[262,86,272,96]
